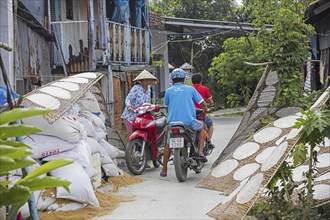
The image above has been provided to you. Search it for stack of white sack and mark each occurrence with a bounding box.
[19,90,123,214]
[16,161,99,219]
[78,110,121,177]
[22,113,86,143]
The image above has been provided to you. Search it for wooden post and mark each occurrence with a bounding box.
[87,0,96,70]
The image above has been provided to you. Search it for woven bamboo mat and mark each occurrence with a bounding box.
[21,72,104,124]
[203,86,330,219]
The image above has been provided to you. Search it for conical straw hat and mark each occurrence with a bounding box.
[133,70,158,81]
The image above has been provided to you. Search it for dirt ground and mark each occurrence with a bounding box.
[38,172,144,220]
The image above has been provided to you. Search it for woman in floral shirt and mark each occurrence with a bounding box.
[121,70,158,135]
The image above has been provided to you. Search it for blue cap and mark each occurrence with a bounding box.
[171,68,186,80]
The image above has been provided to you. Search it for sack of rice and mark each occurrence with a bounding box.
[79,110,106,132]
[98,145,119,177]
[19,189,57,219]
[86,137,101,154]
[98,139,119,159]
[77,115,97,137]
[24,134,75,159]
[76,90,101,114]
[67,103,81,118]
[50,162,100,207]
[42,140,91,168]
[22,113,85,143]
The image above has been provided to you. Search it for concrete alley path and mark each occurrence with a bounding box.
[95,116,242,220]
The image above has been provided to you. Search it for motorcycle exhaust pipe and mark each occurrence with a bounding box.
[186,157,197,166]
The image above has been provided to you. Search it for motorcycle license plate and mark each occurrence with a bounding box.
[169,137,184,148]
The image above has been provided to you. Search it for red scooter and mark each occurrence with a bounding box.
[125,91,167,175]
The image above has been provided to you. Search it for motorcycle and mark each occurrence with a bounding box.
[169,109,208,182]
[125,91,167,175]
[197,110,215,157]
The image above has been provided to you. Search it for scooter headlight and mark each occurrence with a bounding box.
[137,106,147,115]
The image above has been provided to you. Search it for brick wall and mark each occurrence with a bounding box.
[113,76,123,130]
[149,12,165,30]
[112,72,139,130]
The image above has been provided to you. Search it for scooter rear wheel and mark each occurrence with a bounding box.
[173,147,188,182]
[125,138,147,175]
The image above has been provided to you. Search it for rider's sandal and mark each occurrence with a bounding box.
[160,171,167,177]
[199,154,208,163]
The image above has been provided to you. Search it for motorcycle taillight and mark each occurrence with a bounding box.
[171,127,182,135]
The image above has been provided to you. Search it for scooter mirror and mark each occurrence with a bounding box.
[158,91,165,98]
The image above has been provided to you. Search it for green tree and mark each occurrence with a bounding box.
[150,0,236,21]
[246,0,315,107]
[209,35,264,107]
[0,107,72,219]
[209,0,314,107]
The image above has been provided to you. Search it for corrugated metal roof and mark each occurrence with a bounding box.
[163,16,271,34]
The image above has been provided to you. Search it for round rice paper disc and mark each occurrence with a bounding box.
[316,153,330,168]
[255,146,276,164]
[40,86,71,100]
[324,138,330,147]
[26,93,60,110]
[236,173,264,204]
[211,159,239,178]
[273,115,299,128]
[70,72,97,79]
[313,184,330,200]
[254,127,282,144]
[286,128,301,140]
[292,165,308,182]
[233,163,260,181]
[315,172,330,182]
[276,135,287,145]
[233,142,260,160]
[60,77,89,84]
[261,141,288,171]
[51,82,80,91]
[222,178,249,205]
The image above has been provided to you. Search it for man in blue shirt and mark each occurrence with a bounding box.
[160,68,209,177]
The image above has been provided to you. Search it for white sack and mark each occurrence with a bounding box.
[90,153,102,188]
[98,139,119,159]
[19,189,56,219]
[95,127,107,141]
[77,90,101,114]
[85,167,98,178]
[99,111,106,123]
[43,140,91,168]
[98,146,119,177]
[24,134,75,159]
[50,162,100,207]
[22,113,85,143]
[102,163,120,177]
[47,201,87,211]
[86,137,101,154]
[67,103,81,118]
[79,110,106,132]
[77,115,97,137]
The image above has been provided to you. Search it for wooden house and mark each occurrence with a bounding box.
[0,0,155,129]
